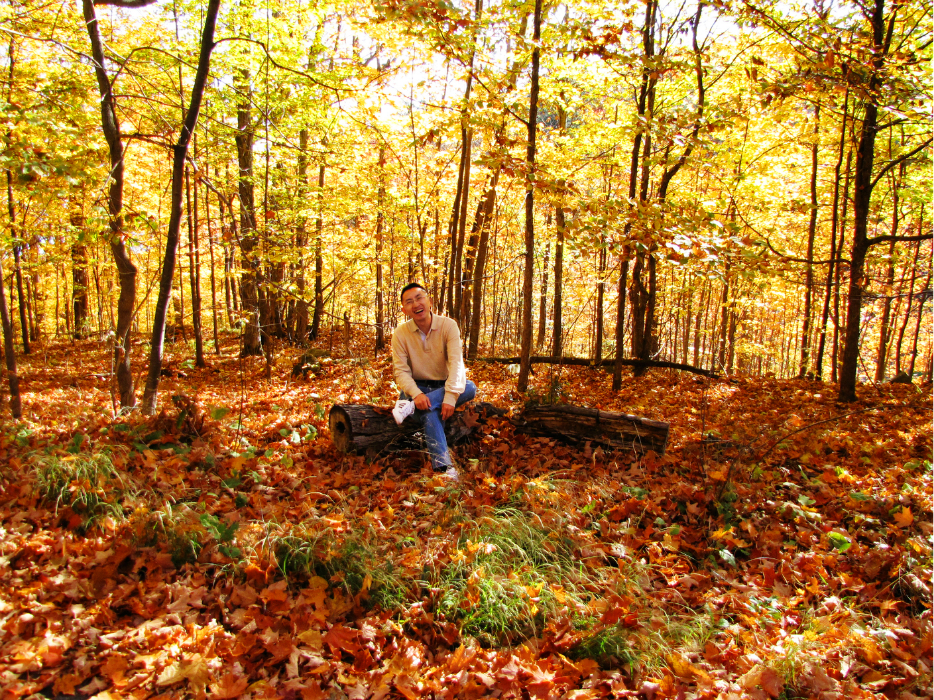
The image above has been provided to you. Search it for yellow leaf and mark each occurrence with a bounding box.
[894,506,913,528]
[298,629,323,650]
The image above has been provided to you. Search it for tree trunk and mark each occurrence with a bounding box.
[466,171,498,358]
[310,162,325,340]
[832,149,853,383]
[141,0,220,413]
[329,401,503,457]
[895,234,922,373]
[717,262,730,372]
[205,164,220,354]
[517,0,542,394]
[798,103,819,378]
[186,166,206,367]
[71,240,89,340]
[235,67,262,357]
[537,242,549,349]
[6,173,28,355]
[907,279,927,377]
[375,148,386,351]
[517,404,670,455]
[594,242,605,361]
[838,0,888,402]
[553,204,565,358]
[815,85,849,379]
[0,249,20,417]
[82,0,138,407]
[294,128,309,341]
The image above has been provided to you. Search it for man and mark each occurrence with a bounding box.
[391,282,477,479]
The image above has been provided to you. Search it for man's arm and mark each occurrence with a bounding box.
[443,319,467,407]
[391,329,423,400]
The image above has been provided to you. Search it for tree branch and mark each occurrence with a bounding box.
[869,137,932,191]
[475,355,718,378]
[93,0,158,6]
[867,232,933,247]
[763,236,849,266]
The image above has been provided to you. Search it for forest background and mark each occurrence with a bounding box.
[0,0,932,698]
[0,0,930,411]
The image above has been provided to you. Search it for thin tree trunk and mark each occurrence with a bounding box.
[717,263,730,372]
[205,164,220,354]
[516,0,542,394]
[235,67,262,356]
[294,128,309,340]
[375,148,386,351]
[537,242,549,349]
[186,166,206,367]
[82,0,140,407]
[0,249,20,417]
[467,172,498,358]
[6,174,28,355]
[896,234,922,372]
[310,161,325,339]
[798,103,820,377]
[815,85,849,379]
[907,273,927,377]
[141,0,220,413]
[832,149,853,383]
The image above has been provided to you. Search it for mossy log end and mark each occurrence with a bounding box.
[329,401,506,457]
[516,404,670,455]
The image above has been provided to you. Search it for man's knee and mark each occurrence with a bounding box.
[459,380,478,404]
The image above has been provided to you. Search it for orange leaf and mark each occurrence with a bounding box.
[210,673,248,699]
[894,506,913,528]
[324,624,360,654]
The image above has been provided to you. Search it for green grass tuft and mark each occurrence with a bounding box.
[34,451,131,533]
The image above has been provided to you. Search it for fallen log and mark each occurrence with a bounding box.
[329,401,506,458]
[516,404,670,455]
[475,355,717,378]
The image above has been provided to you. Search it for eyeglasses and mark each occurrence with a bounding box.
[403,292,427,307]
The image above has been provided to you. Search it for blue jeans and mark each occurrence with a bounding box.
[402,380,477,471]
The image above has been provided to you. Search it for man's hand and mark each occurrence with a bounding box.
[413,393,432,411]
[441,403,455,421]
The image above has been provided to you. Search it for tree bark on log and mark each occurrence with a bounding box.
[517,404,669,455]
[475,355,716,378]
[329,402,505,458]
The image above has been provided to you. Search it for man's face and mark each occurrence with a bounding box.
[401,287,432,324]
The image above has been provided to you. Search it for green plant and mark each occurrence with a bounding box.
[570,624,638,670]
[271,526,413,610]
[200,513,241,559]
[141,503,207,567]
[34,451,131,532]
[434,509,585,646]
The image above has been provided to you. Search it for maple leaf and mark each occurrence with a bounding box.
[209,673,249,699]
[324,624,360,654]
[893,506,913,528]
[739,664,783,698]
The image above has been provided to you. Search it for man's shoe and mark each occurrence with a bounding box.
[392,399,415,425]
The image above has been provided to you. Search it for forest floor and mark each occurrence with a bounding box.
[0,330,931,700]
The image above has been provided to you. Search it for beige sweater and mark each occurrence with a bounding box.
[391,313,467,406]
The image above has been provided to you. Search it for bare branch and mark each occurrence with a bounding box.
[93,0,158,6]
[867,232,933,247]
[869,137,933,191]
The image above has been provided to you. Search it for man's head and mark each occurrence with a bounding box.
[400,283,432,324]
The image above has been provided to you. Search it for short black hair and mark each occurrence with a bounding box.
[400,282,427,301]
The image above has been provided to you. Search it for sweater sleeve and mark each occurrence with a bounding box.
[443,319,467,406]
[391,326,423,399]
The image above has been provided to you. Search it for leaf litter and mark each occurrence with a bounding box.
[0,335,930,700]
